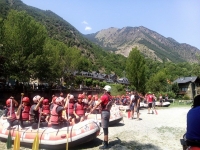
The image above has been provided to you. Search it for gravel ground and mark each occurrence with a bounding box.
[0,106,190,150]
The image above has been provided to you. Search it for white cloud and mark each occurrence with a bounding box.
[82,21,88,25]
[85,26,92,31]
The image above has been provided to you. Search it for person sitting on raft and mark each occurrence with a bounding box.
[2,96,19,128]
[29,95,48,129]
[50,96,69,129]
[16,96,31,128]
[73,94,87,123]
[41,99,50,123]
[64,94,75,126]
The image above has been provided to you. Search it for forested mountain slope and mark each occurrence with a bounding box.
[0,0,126,76]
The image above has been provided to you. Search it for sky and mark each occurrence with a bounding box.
[21,0,200,50]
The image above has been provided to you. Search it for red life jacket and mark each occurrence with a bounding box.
[22,106,30,121]
[7,107,16,121]
[148,95,153,103]
[66,103,74,115]
[101,93,113,111]
[75,102,85,115]
[50,104,61,125]
[42,104,50,115]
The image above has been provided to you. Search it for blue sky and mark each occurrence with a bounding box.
[21,0,200,50]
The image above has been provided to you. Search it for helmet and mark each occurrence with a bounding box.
[43,99,49,105]
[103,85,111,92]
[6,99,12,106]
[88,95,92,100]
[69,94,74,100]
[78,94,83,99]
[33,95,41,103]
[55,97,64,104]
[22,97,30,103]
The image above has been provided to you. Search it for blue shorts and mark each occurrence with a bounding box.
[130,103,134,110]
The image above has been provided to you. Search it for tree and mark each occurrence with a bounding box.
[2,10,48,82]
[125,47,146,93]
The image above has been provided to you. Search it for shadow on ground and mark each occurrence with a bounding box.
[71,136,161,150]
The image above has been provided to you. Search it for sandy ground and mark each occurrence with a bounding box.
[74,106,189,150]
[0,106,190,150]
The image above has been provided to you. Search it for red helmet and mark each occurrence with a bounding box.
[43,99,49,105]
[88,95,92,100]
[78,94,83,99]
[6,99,12,106]
[22,97,30,103]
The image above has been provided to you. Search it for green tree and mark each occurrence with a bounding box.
[125,47,146,93]
[2,10,47,82]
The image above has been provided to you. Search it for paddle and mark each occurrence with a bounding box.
[13,93,24,150]
[65,95,70,150]
[7,97,13,149]
[32,105,42,150]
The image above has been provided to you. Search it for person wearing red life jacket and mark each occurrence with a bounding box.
[16,96,31,128]
[41,99,50,122]
[146,92,154,114]
[50,96,69,129]
[64,94,75,125]
[86,85,113,149]
[29,95,48,129]
[50,95,57,111]
[73,94,87,123]
[2,96,19,128]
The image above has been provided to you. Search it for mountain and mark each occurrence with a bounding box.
[0,0,126,76]
[84,26,200,63]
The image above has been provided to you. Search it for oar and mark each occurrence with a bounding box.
[32,107,42,150]
[66,95,70,150]
[13,93,24,150]
[7,97,13,149]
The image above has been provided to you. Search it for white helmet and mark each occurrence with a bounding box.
[103,85,111,92]
[69,94,74,99]
[33,95,41,103]
[55,96,64,104]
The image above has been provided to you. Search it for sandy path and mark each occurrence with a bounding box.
[0,106,190,150]
[77,106,189,150]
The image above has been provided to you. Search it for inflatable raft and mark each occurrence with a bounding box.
[87,105,123,126]
[155,101,170,107]
[0,118,100,149]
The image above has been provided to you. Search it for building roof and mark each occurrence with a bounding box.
[173,76,197,84]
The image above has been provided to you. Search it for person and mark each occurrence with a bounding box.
[50,96,69,129]
[147,92,153,114]
[86,85,113,149]
[159,94,163,107]
[73,94,87,123]
[134,92,141,120]
[184,95,200,149]
[65,94,76,125]
[41,99,50,123]
[165,94,168,102]
[2,96,19,128]
[129,91,135,119]
[16,96,31,128]
[152,93,156,111]
[29,95,48,129]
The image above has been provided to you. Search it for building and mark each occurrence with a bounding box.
[173,76,200,99]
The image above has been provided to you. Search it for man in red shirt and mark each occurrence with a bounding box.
[87,85,112,149]
[147,92,154,114]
